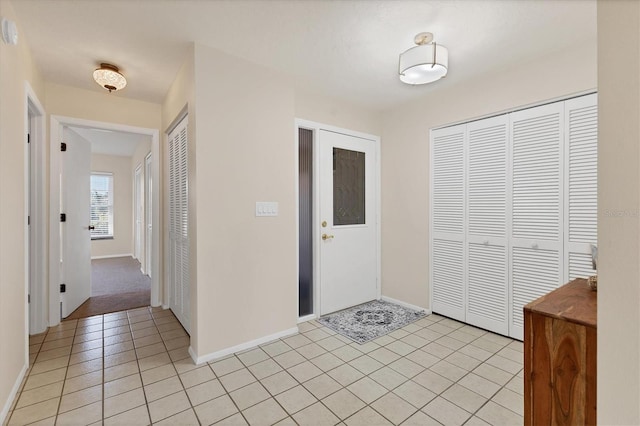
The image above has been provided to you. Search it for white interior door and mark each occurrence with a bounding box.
[430,124,466,322]
[134,164,143,265]
[145,153,152,278]
[61,127,92,317]
[509,103,564,340]
[168,116,190,333]
[319,130,377,315]
[564,94,598,281]
[465,115,509,335]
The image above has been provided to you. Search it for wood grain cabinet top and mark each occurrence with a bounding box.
[524,279,597,426]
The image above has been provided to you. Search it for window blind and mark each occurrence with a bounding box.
[90,173,113,238]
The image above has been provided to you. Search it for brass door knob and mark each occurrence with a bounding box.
[322,234,334,241]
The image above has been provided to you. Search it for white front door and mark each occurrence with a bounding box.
[319,130,378,315]
[61,127,92,317]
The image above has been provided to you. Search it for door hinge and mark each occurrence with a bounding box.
[27,215,30,225]
[60,284,66,293]
[28,294,30,303]
[60,213,66,222]
[27,134,30,144]
[61,142,67,152]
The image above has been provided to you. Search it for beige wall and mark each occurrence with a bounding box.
[90,154,134,259]
[191,44,297,358]
[597,1,640,423]
[162,45,383,360]
[379,43,597,308]
[0,0,45,420]
[46,83,161,130]
[295,87,382,136]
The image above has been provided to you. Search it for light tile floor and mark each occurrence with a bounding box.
[5,306,523,425]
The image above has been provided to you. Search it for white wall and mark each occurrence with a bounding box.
[597,1,640,423]
[90,154,134,258]
[379,43,597,309]
[0,0,45,421]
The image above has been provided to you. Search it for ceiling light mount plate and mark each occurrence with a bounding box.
[414,32,433,45]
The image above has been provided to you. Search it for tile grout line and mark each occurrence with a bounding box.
[12,308,523,426]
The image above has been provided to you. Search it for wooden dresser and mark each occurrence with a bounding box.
[524,278,597,425]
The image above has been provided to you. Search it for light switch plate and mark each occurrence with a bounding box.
[256,201,278,217]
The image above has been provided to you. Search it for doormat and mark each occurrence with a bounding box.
[317,299,427,344]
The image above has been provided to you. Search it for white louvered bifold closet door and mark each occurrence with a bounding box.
[466,115,510,335]
[509,103,564,340]
[564,94,598,281]
[168,116,190,333]
[431,124,466,322]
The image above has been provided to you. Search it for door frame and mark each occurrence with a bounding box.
[145,152,153,278]
[25,82,47,335]
[134,163,143,267]
[49,115,161,326]
[294,119,381,321]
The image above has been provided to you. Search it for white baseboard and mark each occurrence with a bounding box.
[380,295,432,314]
[189,326,299,365]
[297,314,316,323]
[91,253,133,260]
[0,363,27,424]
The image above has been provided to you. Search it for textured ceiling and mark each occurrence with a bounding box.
[11,0,596,110]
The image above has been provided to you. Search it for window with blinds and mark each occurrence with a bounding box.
[90,173,114,239]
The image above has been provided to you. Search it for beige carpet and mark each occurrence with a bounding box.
[91,256,151,296]
[65,256,151,320]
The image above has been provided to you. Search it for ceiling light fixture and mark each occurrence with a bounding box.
[398,32,448,85]
[93,63,127,93]
[1,18,18,45]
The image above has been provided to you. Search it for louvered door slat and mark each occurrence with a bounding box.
[432,127,465,235]
[432,239,465,321]
[511,247,560,340]
[564,94,598,281]
[431,124,465,322]
[168,116,190,333]
[465,115,509,335]
[467,243,508,334]
[509,103,564,340]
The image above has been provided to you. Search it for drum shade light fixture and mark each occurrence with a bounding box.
[399,32,448,85]
[93,63,127,93]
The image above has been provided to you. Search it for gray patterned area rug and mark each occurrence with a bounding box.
[317,300,427,344]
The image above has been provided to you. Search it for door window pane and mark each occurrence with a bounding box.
[333,147,365,225]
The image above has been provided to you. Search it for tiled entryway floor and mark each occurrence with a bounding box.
[6,306,523,425]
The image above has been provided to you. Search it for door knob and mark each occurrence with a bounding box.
[88,225,95,230]
[322,234,334,241]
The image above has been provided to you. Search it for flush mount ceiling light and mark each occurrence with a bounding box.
[93,63,127,93]
[399,32,448,85]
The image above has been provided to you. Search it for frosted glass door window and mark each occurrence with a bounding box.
[333,148,365,226]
